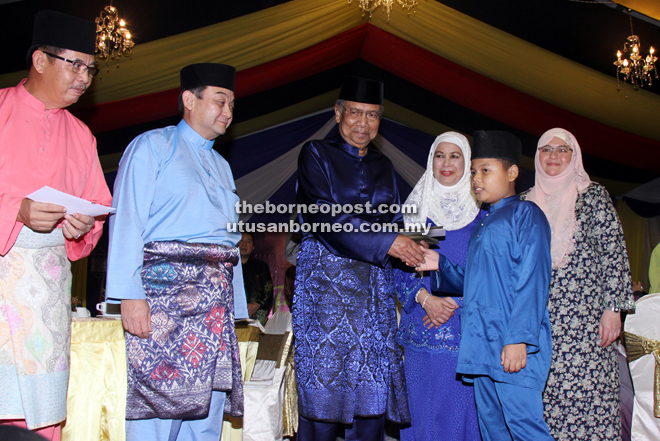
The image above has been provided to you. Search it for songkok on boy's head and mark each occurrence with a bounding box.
[32,10,97,55]
[472,130,522,166]
[338,76,384,105]
[180,63,236,92]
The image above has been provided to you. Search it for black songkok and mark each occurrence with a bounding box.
[32,10,96,55]
[338,76,384,105]
[180,63,236,92]
[472,130,522,166]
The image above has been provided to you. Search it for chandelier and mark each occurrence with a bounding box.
[613,10,657,92]
[348,0,418,22]
[95,5,134,72]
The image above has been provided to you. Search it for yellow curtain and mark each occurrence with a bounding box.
[2,0,659,142]
[618,199,646,282]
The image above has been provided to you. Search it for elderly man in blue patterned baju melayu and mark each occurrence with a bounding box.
[294,76,424,441]
[106,63,248,441]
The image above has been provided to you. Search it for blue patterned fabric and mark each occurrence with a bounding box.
[125,241,243,420]
[394,213,485,441]
[0,365,68,427]
[395,213,486,354]
[293,237,409,424]
[401,351,480,441]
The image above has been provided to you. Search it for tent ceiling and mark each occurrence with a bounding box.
[2,0,659,96]
[615,0,660,22]
[1,0,659,189]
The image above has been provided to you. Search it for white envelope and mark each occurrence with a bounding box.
[27,186,115,217]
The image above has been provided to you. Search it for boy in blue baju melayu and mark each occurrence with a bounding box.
[417,130,554,440]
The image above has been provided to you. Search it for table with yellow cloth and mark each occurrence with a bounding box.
[60,318,294,441]
[61,318,127,441]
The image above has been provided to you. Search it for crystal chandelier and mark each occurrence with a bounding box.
[613,10,657,91]
[348,0,418,22]
[95,5,134,72]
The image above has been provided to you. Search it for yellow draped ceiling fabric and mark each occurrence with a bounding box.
[1,0,659,142]
[0,0,362,107]
[616,1,660,22]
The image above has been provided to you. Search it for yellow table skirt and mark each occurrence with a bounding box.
[61,318,126,441]
[61,319,263,441]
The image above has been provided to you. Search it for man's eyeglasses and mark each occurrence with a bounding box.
[538,145,574,156]
[342,107,382,121]
[42,51,100,78]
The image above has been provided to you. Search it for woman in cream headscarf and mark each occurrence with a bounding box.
[395,132,485,441]
[521,128,634,440]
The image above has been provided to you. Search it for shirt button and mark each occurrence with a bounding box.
[481,223,484,226]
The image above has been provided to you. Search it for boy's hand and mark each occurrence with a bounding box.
[501,343,527,373]
[415,248,439,272]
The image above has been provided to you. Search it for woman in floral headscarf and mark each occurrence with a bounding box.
[395,131,485,441]
[521,128,634,440]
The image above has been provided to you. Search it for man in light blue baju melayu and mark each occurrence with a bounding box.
[106,63,248,441]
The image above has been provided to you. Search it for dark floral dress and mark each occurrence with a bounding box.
[522,182,633,440]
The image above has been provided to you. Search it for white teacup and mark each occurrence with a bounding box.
[96,302,121,315]
[73,307,90,318]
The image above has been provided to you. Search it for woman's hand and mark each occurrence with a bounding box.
[598,309,621,348]
[421,293,458,328]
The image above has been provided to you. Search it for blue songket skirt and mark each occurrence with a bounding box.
[293,237,410,425]
[125,241,243,420]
